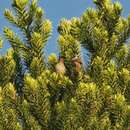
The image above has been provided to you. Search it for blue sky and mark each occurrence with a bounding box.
[0,0,130,56]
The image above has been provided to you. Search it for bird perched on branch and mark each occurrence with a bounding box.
[55,56,66,75]
[72,56,82,73]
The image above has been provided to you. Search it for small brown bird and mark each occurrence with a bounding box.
[55,57,66,74]
[72,56,82,73]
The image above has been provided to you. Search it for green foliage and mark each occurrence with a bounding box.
[4,0,52,79]
[0,49,16,87]
[0,0,130,130]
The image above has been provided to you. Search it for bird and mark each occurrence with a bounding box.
[55,57,66,75]
[72,56,82,73]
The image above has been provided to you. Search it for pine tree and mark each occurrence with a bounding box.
[0,0,130,130]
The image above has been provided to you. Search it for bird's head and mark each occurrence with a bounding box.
[59,56,65,63]
[72,56,82,64]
